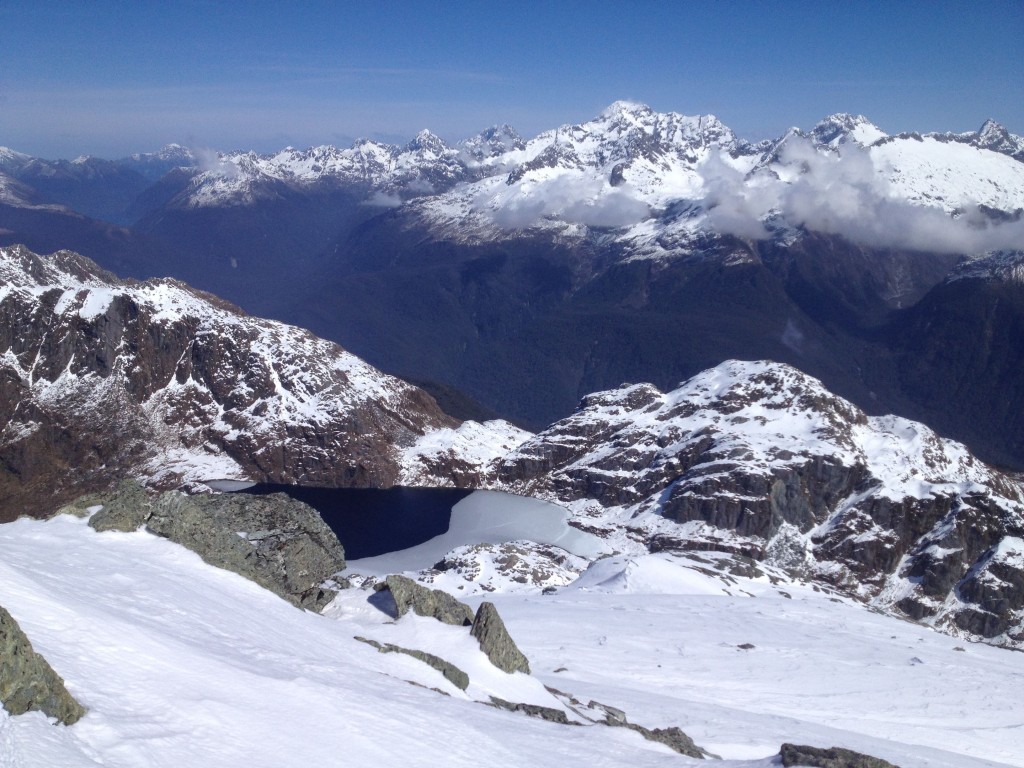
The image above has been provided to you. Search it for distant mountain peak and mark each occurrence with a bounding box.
[979,118,1009,139]
[811,113,886,147]
[972,119,1024,161]
[460,124,526,163]
[406,129,449,154]
[600,100,653,119]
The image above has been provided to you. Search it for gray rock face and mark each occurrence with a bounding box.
[621,723,708,758]
[0,606,86,725]
[90,481,345,610]
[380,574,474,626]
[488,696,570,724]
[470,602,530,675]
[780,743,899,768]
[493,360,1024,649]
[354,637,469,691]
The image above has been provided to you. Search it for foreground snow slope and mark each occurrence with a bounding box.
[491,553,1024,767]
[2,514,1022,767]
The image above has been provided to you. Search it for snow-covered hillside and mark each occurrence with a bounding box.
[2,512,1021,767]
[490,360,1024,649]
[0,245,520,516]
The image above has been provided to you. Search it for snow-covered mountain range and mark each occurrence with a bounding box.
[111,103,1016,259]
[5,246,1022,650]
[5,103,1022,249]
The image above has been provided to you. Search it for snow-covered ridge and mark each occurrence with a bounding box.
[0,245,518,512]
[489,359,1024,649]
[949,250,1024,283]
[140,103,1024,252]
[4,106,1022,256]
[408,105,1024,257]
[181,130,474,208]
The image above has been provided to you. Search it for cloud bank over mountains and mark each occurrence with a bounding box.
[702,138,1024,255]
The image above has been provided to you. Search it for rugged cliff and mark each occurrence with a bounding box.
[493,360,1024,648]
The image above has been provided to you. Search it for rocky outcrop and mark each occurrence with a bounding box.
[0,245,497,521]
[488,696,570,724]
[378,575,474,626]
[491,361,1024,648]
[89,481,345,610]
[470,602,530,674]
[374,580,531,676]
[0,606,86,725]
[580,697,710,758]
[780,743,899,768]
[622,723,708,758]
[354,636,469,691]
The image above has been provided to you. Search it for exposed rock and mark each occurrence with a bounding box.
[621,723,709,758]
[470,601,530,674]
[585,698,626,725]
[89,481,345,610]
[423,540,588,594]
[354,636,469,691]
[88,478,150,532]
[580,697,711,758]
[488,696,570,724]
[378,574,474,626]
[780,742,900,768]
[0,605,86,725]
[52,492,105,519]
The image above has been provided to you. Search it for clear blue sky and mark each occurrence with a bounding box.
[1,0,1021,158]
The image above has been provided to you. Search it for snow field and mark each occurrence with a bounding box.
[0,514,755,768]
[485,552,1024,767]
[3,514,1023,766]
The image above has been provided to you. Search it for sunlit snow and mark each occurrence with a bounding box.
[1,514,1021,767]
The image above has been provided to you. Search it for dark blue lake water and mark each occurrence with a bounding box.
[231,484,474,559]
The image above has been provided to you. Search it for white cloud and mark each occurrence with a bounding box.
[193,147,241,180]
[701,137,1024,255]
[482,175,650,230]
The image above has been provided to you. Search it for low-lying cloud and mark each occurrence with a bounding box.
[193,147,242,180]
[702,137,1024,255]
[480,135,1023,255]
[482,176,649,230]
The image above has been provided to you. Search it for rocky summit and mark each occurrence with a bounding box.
[491,360,1024,649]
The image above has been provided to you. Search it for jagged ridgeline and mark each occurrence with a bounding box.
[491,361,1024,649]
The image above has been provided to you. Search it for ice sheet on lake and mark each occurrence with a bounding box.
[347,490,607,575]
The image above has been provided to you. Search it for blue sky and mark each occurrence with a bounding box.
[1,0,1021,158]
